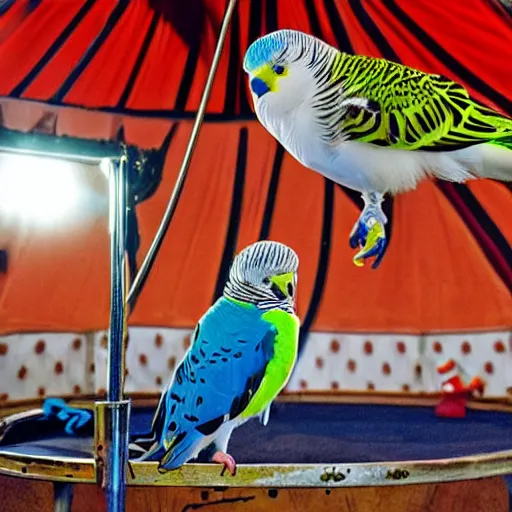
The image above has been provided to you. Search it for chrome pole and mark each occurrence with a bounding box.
[96,156,131,512]
[107,156,128,403]
[53,482,73,512]
[126,0,239,312]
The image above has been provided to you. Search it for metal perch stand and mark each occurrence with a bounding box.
[99,0,239,501]
[0,0,237,509]
[100,0,238,508]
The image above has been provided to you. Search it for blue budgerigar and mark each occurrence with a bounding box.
[243,30,512,268]
[131,241,300,475]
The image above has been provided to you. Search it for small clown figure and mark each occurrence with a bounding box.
[435,359,486,418]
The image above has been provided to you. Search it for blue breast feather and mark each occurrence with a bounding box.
[244,34,285,72]
[156,297,276,450]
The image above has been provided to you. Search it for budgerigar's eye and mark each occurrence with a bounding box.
[287,283,294,296]
[263,277,271,286]
[273,65,285,75]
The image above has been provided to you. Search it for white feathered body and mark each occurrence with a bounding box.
[254,88,511,196]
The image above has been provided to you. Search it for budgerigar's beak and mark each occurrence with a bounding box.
[250,65,279,98]
[250,76,270,98]
[270,272,295,301]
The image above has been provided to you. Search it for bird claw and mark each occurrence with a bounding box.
[212,451,237,476]
[349,209,387,269]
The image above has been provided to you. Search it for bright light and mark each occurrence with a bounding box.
[0,154,81,225]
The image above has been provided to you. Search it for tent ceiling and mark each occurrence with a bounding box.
[0,0,510,335]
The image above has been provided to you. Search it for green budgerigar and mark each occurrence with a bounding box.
[131,240,299,475]
[243,29,512,268]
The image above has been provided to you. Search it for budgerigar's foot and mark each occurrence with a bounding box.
[212,451,237,476]
[349,212,387,269]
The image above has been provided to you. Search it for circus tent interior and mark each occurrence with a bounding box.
[0,0,511,510]
[0,0,510,403]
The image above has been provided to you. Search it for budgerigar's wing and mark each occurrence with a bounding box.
[130,323,203,457]
[327,53,512,152]
[152,307,277,469]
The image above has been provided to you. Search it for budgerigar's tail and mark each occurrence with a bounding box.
[158,430,203,471]
[473,137,512,181]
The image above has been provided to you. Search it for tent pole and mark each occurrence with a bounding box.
[94,156,131,512]
[126,0,239,313]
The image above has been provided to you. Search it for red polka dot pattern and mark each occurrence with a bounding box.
[433,341,443,353]
[493,340,506,353]
[461,341,472,355]
[0,334,100,401]
[34,340,45,354]
[18,366,27,380]
[1,329,511,401]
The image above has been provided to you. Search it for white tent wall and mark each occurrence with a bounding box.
[1,328,510,402]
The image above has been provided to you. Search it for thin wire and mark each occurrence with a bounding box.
[126,0,239,312]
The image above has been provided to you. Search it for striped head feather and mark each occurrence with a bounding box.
[223,240,299,313]
[243,30,338,118]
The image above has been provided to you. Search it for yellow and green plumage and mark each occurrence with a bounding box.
[243,30,512,268]
[131,241,300,475]
[240,308,299,419]
[328,52,512,152]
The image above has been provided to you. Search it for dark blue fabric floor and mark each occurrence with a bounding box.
[1,402,512,464]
